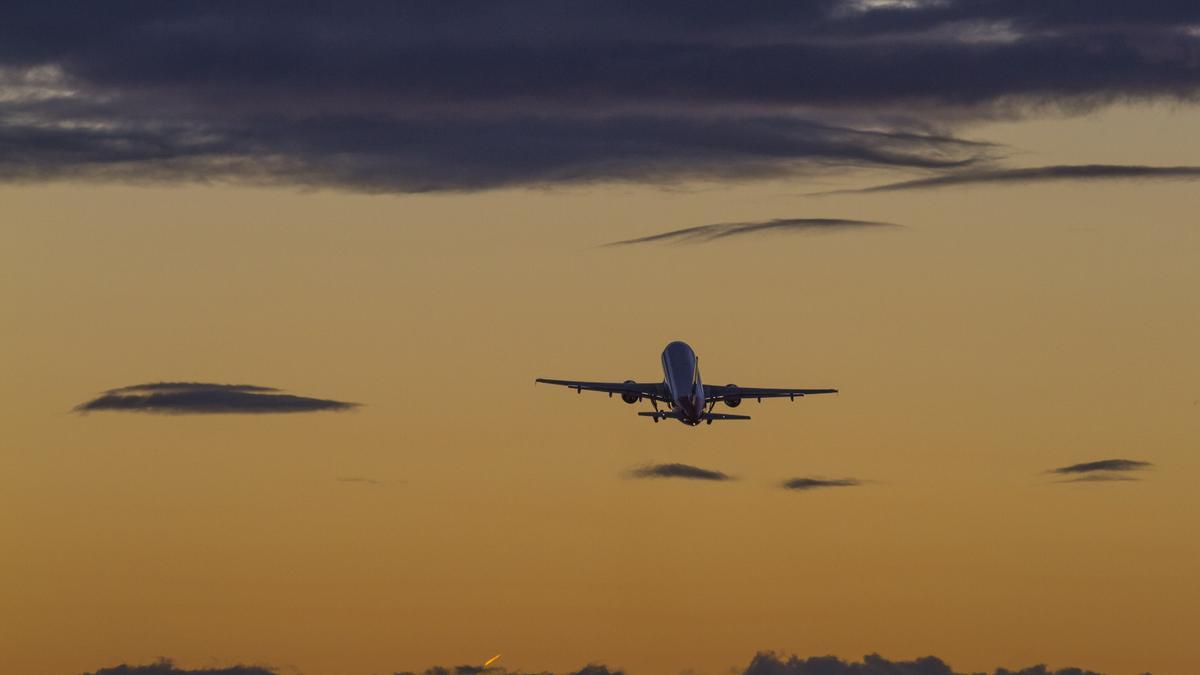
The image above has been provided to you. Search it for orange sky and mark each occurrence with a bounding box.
[1,104,1198,675]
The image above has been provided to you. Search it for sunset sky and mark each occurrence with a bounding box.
[2,4,1199,675]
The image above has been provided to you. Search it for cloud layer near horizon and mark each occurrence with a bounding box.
[4,2,1200,192]
[81,652,1105,675]
[74,382,358,415]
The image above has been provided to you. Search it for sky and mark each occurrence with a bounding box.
[1,3,1199,675]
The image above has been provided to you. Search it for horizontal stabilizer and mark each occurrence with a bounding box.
[637,411,751,421]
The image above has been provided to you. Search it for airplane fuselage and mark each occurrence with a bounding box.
[661,341,706,425]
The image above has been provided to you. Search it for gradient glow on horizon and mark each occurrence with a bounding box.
[1,105,1198,675]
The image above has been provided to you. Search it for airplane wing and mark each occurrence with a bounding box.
[704,385,837,403]
[536,378,667,401]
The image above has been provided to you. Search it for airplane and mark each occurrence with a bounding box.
[535,340,836,426]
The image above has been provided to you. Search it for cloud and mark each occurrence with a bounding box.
[1050,459,1153,475]
[741,651,1101,675]
[3,3,1199,192]
[78,654,1109,675]
[83,658,274,675]
[781,477,862,491]
[606,218,898,246]
[0,107,985,192]
[74,382,358,415]
[1048,458,1152,483]
[813,164,1200,194]
[627,463,734,481]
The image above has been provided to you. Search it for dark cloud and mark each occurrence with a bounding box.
[742,651,1101,675]
[3,2,1199,192]
[627,463,733,481]
[813,164,1200,194]
[82,658,274,675]
[1050,459,1153,475]
[0,109,984,192]
[1049,458,1152,484]
[606,218,898,246]
[781,477,862,491]
[74,382,357,415]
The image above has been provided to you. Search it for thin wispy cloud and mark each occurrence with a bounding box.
[3,3,1199,192]
[627,463,734,481]
[607,218,898,246]
[1048,458,1152,483]
[74,382,358,415]
[812,165,1200,195]
[781,477,862,491]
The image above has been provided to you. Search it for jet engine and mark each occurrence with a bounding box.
[723,384,741,408]
[621,380,640,404]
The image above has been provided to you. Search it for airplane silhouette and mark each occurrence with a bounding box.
[537,341,836,426]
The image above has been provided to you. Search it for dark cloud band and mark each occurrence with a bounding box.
[74,382,357,415]
[781,477,862,491]
[2,2,1199,192]
[1050,459,1153,475]
[627,463,733,481]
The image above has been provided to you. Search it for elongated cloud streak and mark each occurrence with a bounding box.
[607,218,898,246]
[627,463,733,481]
[1048,458,1152,483]
[814,165,1200,194]
[781,477,862,491]
[1051,459,1153,475]
[75,382,358,415]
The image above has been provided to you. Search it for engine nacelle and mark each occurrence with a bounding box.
[621,380,640,404]
[723,384,741,408]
